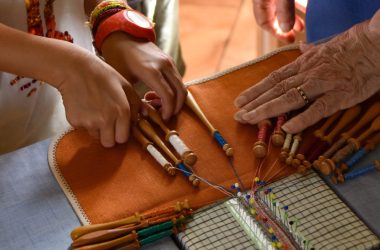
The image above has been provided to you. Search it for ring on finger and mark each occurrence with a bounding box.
[296,86,310,106]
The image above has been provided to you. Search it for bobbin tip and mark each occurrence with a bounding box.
[189,175,200,187]
[166,165,176,176]
[279,150,288,162]
[319,159,334,176]
[303,161,312,169]
[292,158,301,168]
[225,147,234,157]
[331,175,338,185]
[183,152,198,166]
[297,165,307,175]
[285,156,293,166]
[253,143,267,158]
[271,133,285,147]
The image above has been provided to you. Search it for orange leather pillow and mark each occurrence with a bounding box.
[49,47,301,225]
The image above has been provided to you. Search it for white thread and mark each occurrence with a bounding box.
[147,144,170,167]
[168,134,190,156]
[283,133,293,150]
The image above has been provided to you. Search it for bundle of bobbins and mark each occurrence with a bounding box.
[252,98,380,181]
[331,132,380,184]
[69,200,192,250]
[315,102,380,173]
[303,99,380,184]
[318,116,380,174]
[133,103,200,187]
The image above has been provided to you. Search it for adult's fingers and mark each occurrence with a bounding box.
[253,0,276,31]
[242,74,305,112]
[293,15,305,32]
[276,0,295,32]
[163,67,187,115]
[282,93,339,133]
[242,87,306,124]
[234,74,304,122]
[115,112,130,144]
[234,62,299,108]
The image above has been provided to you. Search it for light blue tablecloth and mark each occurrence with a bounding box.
[0,139,379,250]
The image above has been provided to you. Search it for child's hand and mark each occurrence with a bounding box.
[58,51,141,148]
[101,32,187,121]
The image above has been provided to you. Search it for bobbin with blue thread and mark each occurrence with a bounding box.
[185,91,233,157]
[334,161,380,184]
[339,131,380,172]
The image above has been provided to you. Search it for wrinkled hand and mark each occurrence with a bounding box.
[234,21,380,134]
[58,51,141,148]
[253,0,304,42]
[101,32,186,121]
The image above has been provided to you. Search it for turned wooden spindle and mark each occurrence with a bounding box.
[286,133,302,166]
[292,111,342,168]
[132,127,176,176]
[71,214,142,240]
[253,119,272,158]
[332,161,380,184]
[186,91,233,157]
[279,133,292,162]
[310,105,362,169]
[340,132,380,172]
[320,116,380,175]
[271,113,287,147]
[138,119,199,187]
[144,103,197,166]
[322,101,380,160]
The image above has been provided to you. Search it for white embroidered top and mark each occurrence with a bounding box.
[0,0,93,154]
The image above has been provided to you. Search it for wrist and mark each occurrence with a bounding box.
[94,9,155,54]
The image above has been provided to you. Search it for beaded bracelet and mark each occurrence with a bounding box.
[89,0,131,28]
[91,7,125,35]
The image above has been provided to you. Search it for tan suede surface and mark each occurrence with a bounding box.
[54,49,301,224]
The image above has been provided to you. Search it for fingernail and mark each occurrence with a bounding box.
[234,96,248,108]
[279,22,291,32]
[242,112,257,123]
[234,110,247,121]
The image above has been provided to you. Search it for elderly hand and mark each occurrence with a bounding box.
[101,32,187,121]
[234,19,380,134]
[252,0,304,42]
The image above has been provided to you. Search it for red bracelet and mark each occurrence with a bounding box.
[94,9,156,53]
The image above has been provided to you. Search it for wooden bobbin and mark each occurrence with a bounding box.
[311,105,362,169]
[70,213,142,240]
[286,133,302,166]
[144,103,198,166]
[333,161,380,184]
[186,91,233,157]
[271,113,287,147]
[320,116,380,175]
[291,111,342,168]
[322,102,380,160]
[253,119,272,158]
[279,133,292,162]
[132,126,176,176]
[340,132,380,172]
[138,119,199,187]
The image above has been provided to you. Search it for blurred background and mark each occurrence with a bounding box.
[179,0,307,81]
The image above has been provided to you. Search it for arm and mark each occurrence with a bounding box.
[234,10,380,133]
[0,23,140,147]
[83,0,187,120]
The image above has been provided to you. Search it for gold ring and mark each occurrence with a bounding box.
[296,86,310,105]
